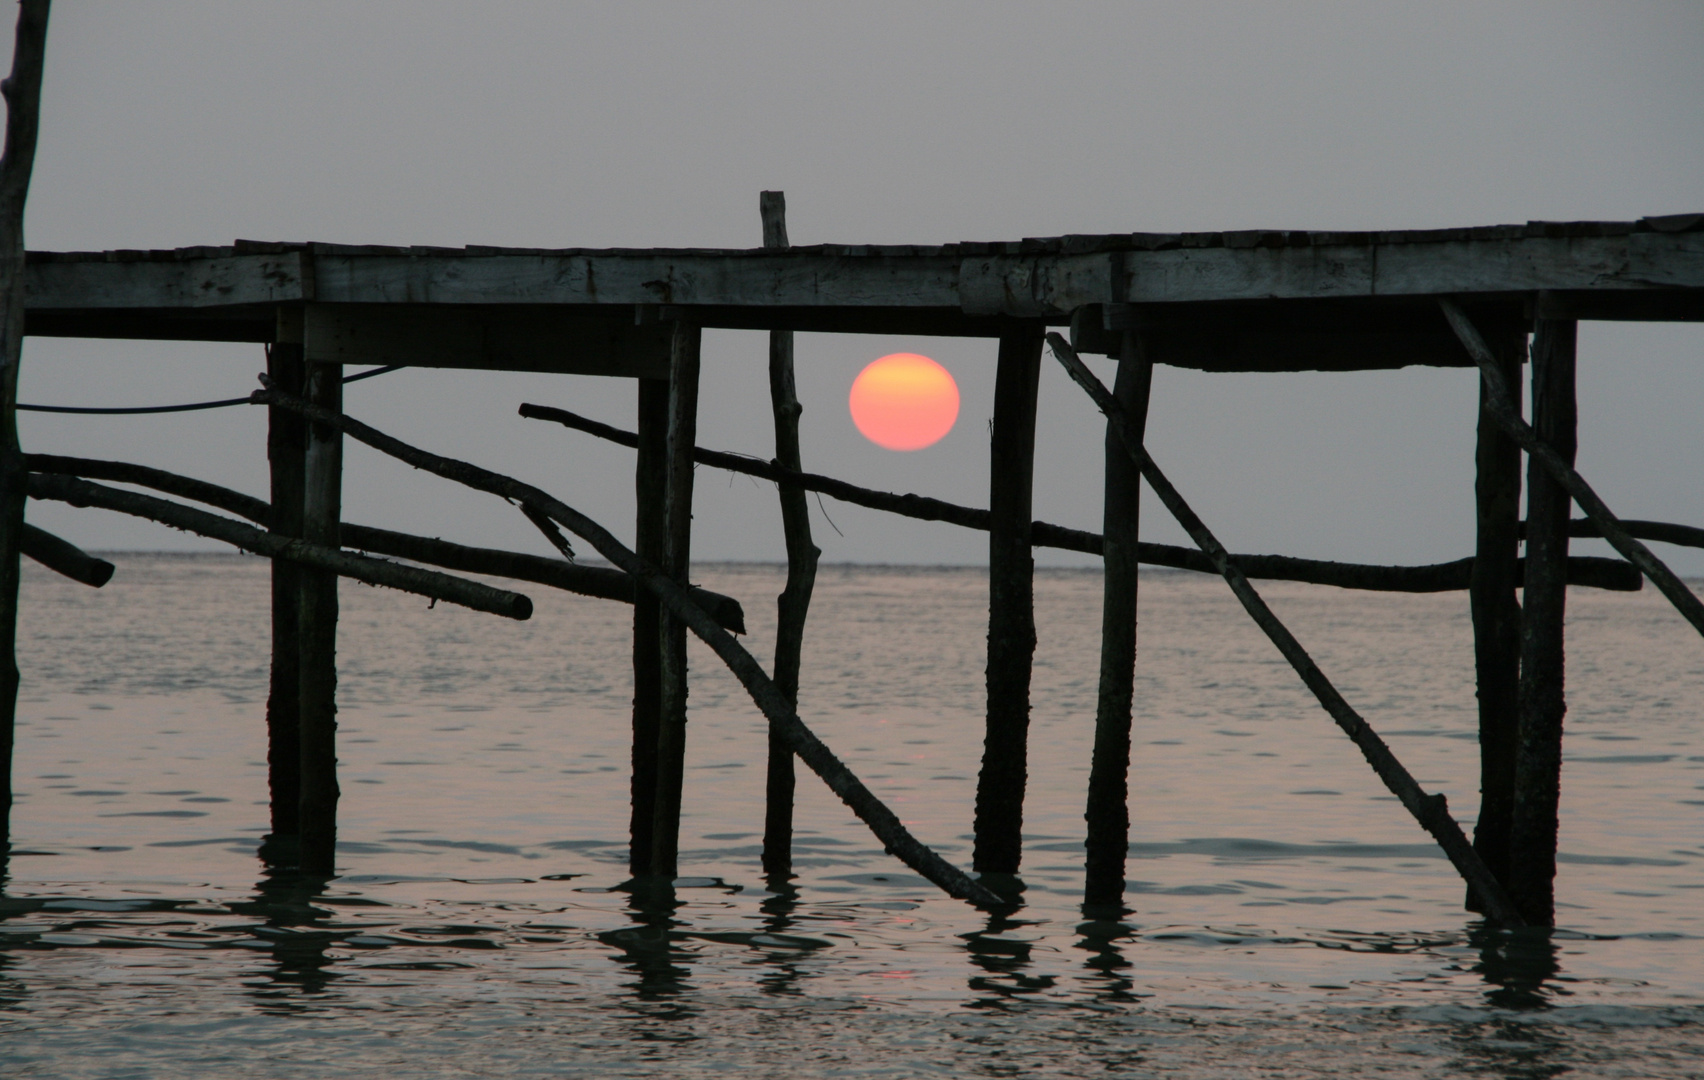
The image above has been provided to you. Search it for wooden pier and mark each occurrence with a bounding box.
[3,3,1703,927]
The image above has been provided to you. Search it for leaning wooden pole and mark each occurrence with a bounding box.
[0,0,48,851]
[26,473,531,617]
[760,191,818,878]
[650,321,701,879]
[266,326,308,848]
[22,452,743,629]
[1083,329,1153,909]
[520,404,1644,593]
[973,327,1043,876]
[1467,320,1524,909]
[1508,305,1577,926]
[298,356,343,875]
[629,376,668,876]
[1440,299,1704,639]
[248,388,1003,908]
[1045,332,1525,927]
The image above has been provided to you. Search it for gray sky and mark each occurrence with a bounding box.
[12,1,1704,572]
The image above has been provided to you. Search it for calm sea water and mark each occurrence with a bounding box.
[2,555,1702,1077]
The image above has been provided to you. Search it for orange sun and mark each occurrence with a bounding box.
[848,353,960,451]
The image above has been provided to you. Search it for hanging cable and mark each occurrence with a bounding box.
[17,364,404,415]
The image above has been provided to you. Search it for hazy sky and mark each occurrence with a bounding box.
[11,2,1704,574]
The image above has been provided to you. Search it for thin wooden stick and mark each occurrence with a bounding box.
[1440,299,1704,638]
[0,0,50,850]
[760,190,817,878]
[19,523,112,587]
[251,387,1004,909]
[27,472,532,619]
[1045,331,1525,928]
[517,404,1642,593]
[22,453,746,631]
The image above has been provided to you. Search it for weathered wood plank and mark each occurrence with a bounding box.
[21,227,1701,324]
[25,251,309,309]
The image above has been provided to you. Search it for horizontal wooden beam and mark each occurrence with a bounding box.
[302,303,671,377]
[22,225,1703,327]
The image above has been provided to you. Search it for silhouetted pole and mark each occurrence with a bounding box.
[0,0,49,852]
[1441,299,1704,637]
[297,351,343,875]
[1509,303,1577,925]
[973,326,1043,875]
[266,320,306,850]
[1468,318,1524,910]
[1083,330,1153,909]
[649,320,701,878]
[1047,331,1524,927]
[629,375,668,877]
[760,191,818,878]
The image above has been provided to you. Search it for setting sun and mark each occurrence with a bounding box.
[848,353,960,451]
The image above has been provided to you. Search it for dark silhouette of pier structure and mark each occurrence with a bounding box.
[3,2,1703,928]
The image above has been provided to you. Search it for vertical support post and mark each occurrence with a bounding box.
[265,313,307,848]
[1468,319,1525,909]
[0,0,50,853]
[649,320,701,879]
[297,336,343,876]
[760,190,818,879]
[629,376,668,877]
[973,325,1044,876]
[1083,329,1154,909]
[1509,304,1577,926]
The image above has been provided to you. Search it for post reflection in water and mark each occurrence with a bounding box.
[756,874,805,997]
[1074,907,1142,1003]
[0,851,25,1014]
[601,878,694,1007]
[229,844,343,1005]
[961,906,1054,1005]
[1471,925,1564,1010]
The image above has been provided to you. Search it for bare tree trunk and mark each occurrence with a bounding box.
[1468,325,1524,911]
[298,358,342,875]
[266,330,307,847]
[760,191,818,879]
[649,322,700,879]
[1509,308,1577,925]
[0,0,50,850]
[19,524,111,587]
[974,327,1043,877]
[1083,330,1153,909]
[629,376,668,876]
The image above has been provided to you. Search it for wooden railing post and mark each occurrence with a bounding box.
[648,319,701,879]
[1083,329,1153,908]
[297,328,343,876]
[1468,321,1524,909]
[973,325,1043,876]
[265,311,306,851]
[1509,304,1577,925]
